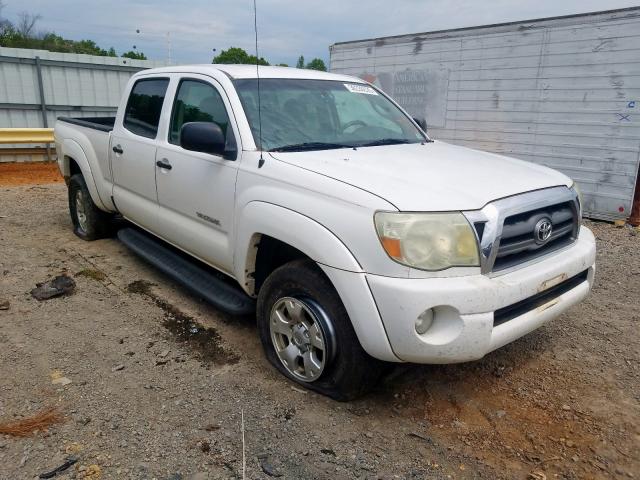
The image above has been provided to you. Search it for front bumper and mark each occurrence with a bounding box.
[366,227,596,363]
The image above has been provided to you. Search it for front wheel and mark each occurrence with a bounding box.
[68,174,112,241]
[257,259,388,400]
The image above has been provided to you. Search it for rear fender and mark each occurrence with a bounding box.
[62,139,108,211]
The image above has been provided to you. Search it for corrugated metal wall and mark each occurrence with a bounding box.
[0,47,169,162]
[330,7,640,221]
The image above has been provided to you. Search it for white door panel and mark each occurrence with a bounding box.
[154,76,240,273]
[111,134,160,230]
[111,77,171,233]
[155,147,238,272]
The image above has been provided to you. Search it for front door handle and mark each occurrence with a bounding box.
[112,145,123,155]
[156,160,172,170]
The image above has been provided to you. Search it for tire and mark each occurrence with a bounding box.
[68,174,112,241]
[257,259,388,401]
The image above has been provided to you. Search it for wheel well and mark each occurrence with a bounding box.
[252,235,309,295]
[67,156,82,178]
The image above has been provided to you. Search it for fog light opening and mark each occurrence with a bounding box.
[415,308,434,335]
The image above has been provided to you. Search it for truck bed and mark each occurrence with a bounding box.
[57,116,115,132]
[54,116,114,201]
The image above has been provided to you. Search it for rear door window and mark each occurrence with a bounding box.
[123,78,170,139]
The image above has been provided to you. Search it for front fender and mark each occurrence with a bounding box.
[62,139,109,211]
[234,201,363,284]
[234,201,398,362]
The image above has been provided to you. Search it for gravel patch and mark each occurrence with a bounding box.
[0,183,637,479]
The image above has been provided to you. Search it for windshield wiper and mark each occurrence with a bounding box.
[358,138,414,147]
[269,142,353,152]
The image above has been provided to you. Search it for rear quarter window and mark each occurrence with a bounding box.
[123,78,169,139]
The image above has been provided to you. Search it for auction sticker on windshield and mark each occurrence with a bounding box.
[344,83,378,95]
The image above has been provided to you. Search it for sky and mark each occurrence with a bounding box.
[1,0,638,66]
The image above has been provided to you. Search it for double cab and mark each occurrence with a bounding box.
[55,65,596,400]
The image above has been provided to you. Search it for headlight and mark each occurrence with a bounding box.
[374,212,480,271]
[571,182,583,218]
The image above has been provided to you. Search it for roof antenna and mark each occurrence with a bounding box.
[253,0,265,168]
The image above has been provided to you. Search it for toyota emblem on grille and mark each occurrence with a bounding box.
[534,217,553,244]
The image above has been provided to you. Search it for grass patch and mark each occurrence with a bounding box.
[76,268,107,281]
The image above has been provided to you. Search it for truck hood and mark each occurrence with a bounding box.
[270,141,572,211]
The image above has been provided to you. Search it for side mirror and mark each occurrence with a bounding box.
[413,117,427,132]
[180,122,237,160]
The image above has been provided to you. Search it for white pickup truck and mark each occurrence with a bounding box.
[55,65,596,400]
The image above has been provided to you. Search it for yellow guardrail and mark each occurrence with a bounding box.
[0,128,55,144]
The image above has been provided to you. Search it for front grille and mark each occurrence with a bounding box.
[493,269,588,326]
[492,201,578,272]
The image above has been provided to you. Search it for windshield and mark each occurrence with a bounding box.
[233,79,426,152]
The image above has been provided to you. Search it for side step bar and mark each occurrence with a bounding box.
[117,228,255,315]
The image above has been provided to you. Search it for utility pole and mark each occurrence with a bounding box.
[166,31,172,64]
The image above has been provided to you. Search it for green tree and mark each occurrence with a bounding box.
[0,7,125,58]
[75,39,110,56]
[296,55,304,68]
[212,47,269,65]
[276,63,288,67]
[122,50,147,60]
[305,58,327,71]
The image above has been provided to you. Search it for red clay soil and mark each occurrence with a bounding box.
[0,162,64,186]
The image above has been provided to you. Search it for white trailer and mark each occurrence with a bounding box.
[330,7,640,223]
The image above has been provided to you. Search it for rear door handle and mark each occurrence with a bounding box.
[156,160,172,170]
[112,145,123,154]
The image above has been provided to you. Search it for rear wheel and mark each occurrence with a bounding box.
[257,259,388,400]
[68,174,112,241]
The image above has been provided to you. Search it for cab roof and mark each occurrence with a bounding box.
[137,64,364,83]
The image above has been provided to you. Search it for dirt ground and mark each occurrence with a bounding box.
[0,162,64,186]
[0,172,638,479]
